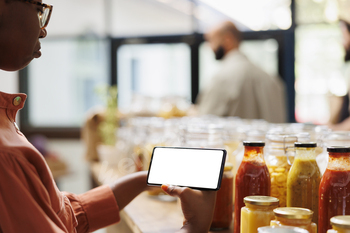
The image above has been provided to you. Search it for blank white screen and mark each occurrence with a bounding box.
[147,147,225,189]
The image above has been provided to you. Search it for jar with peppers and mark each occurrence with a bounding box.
[210,163,233,230]
[265,132,310,207]
[234,141,271,233]
[327,216,350,233]
[319,147,350,233]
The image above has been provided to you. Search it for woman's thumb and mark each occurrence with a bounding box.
[161,184,184,197]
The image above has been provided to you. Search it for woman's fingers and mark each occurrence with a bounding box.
[161,184,186,197]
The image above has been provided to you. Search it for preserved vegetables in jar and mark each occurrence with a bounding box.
[234,141,271,233]
[270,207,317,233]
[287,142,321,225]
[241,196,279,233]
[327,216,350,233]
[265,132,310,207]
[210,163,233,230]
[319,147,350,233]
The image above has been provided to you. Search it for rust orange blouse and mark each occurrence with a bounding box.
[0,91,120,233]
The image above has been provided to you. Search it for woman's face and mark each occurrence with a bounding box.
[0,0,47,71]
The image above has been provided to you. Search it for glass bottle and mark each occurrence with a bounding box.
[287,142,321,225]
[210,163,233,230]
[265,132,310,207]
[241,196,279,233]
[234,141,271,233]
[319,147,350,233]
[320,132,350,174]
[270,207,317,233]
[327,216,350,233]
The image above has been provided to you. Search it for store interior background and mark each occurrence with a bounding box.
[0,0,348,231]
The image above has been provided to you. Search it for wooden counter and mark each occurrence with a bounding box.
[90,162,233,233]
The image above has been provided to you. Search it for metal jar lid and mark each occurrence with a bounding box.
[244,196,279,206]
[330,216,350,229]
[258,226,309,233]
[327,146,350,153]
[294,142,317,148]
[243,141,265,147]
[273,207,313,220]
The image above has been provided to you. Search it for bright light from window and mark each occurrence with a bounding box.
[329,72,348,96]
[198,0,291,31]
[273,7,292,30]
[325,0,339,22]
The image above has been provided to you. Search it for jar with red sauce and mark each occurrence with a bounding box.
[234,141,271,233]
[210,163,234,230]
[319,147,350,233]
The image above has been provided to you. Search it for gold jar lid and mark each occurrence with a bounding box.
[244,196,279,206]
[224,162,233,171]
[330,216,350,229]
[274,207,313,220]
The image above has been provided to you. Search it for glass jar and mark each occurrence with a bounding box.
[258,226,309,233]
[180,122,224,149]
[287,142,321,225]
[270,207,317,233]
[241,196,279,233]
[234,141,271,233]
[265,132,310,207]
[223,127,244,167]
[210,163,233,230]
[327,216,350,233]
[319,147,350,233]
[319,131,350,174]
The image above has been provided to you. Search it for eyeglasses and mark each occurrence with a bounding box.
[18,0,53,29]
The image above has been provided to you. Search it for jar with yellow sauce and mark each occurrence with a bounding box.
[327,216,350,233]
[270,207,317,233]
[265,132,310,207]
[241,196,279,233]
[287,142,321,226]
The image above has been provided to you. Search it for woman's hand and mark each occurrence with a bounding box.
[161,184,216,233]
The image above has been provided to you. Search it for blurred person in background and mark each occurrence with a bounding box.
[196,21,286,123]
[0,0,216,232]
[328,19,350,130]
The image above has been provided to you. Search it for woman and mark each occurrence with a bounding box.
[0,0,216,232]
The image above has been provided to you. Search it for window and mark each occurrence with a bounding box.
[25,38,109,128]
[294,0,346,124]
[117,43,191,111]
[295,24,344,124]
